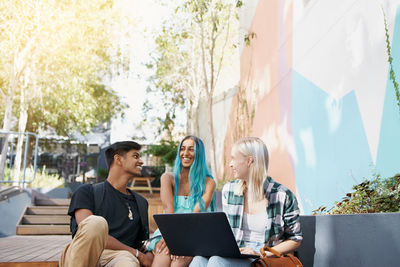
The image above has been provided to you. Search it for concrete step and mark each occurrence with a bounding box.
[26,206,68,215]
[16,225,71,235]
[0,261,58,267]
[17,205,70,235]
[22,215,70,225]
[35,198,70,206]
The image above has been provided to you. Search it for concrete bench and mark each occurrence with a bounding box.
[297,213,400,267]
[216,191,400,267]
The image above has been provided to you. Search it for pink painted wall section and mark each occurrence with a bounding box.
[219,0,297,194]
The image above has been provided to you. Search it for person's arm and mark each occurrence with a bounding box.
[266,191,302,257]
[221,182,230,213]
[268,240,301,255]
[239,239,301,256]
[160,172,175,214]
[154,173,175,255]
[75,209,153,266]
[74,208,93,225]
[192,177,216,212]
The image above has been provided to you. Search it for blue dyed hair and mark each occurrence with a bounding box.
[173,135,216,211]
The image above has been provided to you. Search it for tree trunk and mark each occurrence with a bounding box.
[187,88,200,136]
[208,96,217,177]
[199,20,217,176]
[13,88,28,186]
[195,99,200,135]
[187,90,195,135]
[1,42,31,185]
[0,133,9,188]
[0,86,16,186]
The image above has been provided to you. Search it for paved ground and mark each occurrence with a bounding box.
[0,235,70,263]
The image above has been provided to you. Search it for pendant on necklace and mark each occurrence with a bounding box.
[126,203,133,220]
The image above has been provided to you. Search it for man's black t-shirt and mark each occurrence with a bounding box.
[68,180,148,248]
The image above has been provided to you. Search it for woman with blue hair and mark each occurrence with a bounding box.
[150,135,216,267]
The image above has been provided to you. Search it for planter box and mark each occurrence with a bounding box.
[297,213,400,267]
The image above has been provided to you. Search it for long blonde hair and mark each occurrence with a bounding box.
[233,137,269,202]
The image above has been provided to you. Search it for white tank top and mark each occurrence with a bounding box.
[242,212,268,243]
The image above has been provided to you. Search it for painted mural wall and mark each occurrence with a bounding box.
[206,0,400,214]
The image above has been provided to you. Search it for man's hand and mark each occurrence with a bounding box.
[240,247,259,256]
[137,251,153,267]
[154,238,169,255]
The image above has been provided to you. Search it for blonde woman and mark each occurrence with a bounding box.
[190,137,302,267]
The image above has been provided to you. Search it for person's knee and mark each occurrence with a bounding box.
[112,251,139,267]
[116,250,135,259]
[173,256,192,266]
[113,259,138,267]
[189,256,208,267]
[80,215,108,239]
[208,256,225,265]
[208,256,251,267]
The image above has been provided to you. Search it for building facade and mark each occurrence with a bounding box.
[200,0,400,214]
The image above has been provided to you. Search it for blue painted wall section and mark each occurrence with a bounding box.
[376,6,400,178]
[292,71,372,214]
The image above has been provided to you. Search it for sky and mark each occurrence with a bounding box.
[109,0,239,145]
[110,0,172,144]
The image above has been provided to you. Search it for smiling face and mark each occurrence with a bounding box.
[230,146,251,180]
[180,138,195,168]
[120,149,143,176]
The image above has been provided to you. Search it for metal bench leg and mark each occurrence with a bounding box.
[146,179,153,194]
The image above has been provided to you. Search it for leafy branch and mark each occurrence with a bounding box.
[244,32,256,46]
[383,8,400,115]
[313,174,400,215]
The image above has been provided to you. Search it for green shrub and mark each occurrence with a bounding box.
[313,173,400,215]
[28,167,64,188]
[1,166,63,188]
[2,166,12,184]
[97,168,108,182]
[144,140,178,167]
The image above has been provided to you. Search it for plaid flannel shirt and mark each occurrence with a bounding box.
[222,177,303,247]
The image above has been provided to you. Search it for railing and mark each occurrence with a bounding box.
[0,131,39,188]
[0,185,23,202]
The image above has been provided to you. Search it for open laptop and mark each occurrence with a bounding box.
[153,212,259,258]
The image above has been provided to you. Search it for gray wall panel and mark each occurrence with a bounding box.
[298,213,400,267]
[0,191,31,236]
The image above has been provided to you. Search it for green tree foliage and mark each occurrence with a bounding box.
[26,83,124,136]
[313,174,400,215]
[145,140,178,167]
[0,0,128,135]
[0,0,131,181]
[144,0,239,175]
[144,15,200,139]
